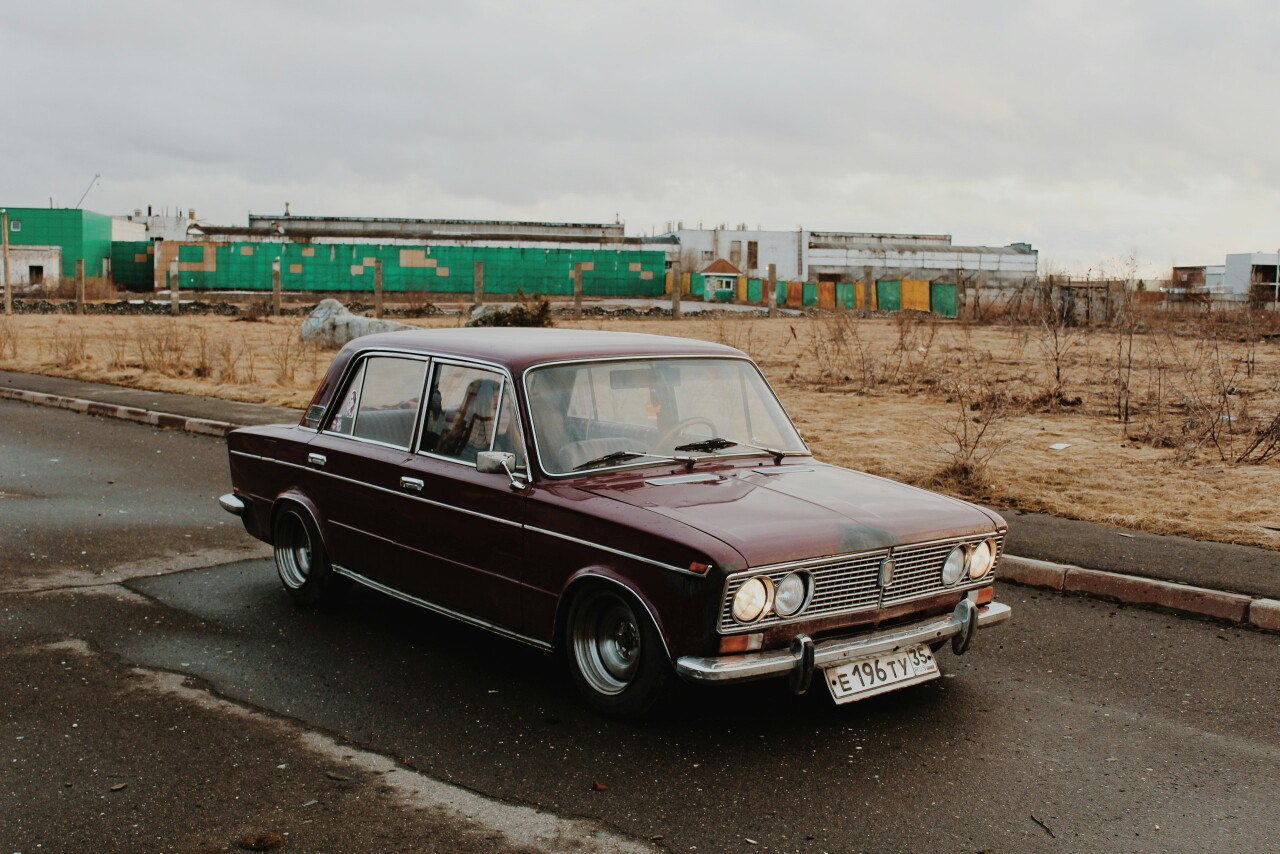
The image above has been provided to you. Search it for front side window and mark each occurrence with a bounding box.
[420,364,526,467]
[525,358,807,475]
[326,356,426,449]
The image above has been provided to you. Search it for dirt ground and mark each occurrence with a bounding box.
[1,308,1277,551]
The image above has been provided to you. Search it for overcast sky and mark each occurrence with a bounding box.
[3,1,1277,276]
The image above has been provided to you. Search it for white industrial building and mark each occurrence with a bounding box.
[664,226,1037,287]
[1223,252,1280,303]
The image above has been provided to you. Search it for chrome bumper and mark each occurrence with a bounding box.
[218,493,246,516]
[676,600,1011,685]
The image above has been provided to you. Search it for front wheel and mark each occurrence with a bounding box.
[272,505,347,606]
[566,586,674,718]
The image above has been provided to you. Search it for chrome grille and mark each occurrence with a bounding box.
[719,550,886,633]
[719,534,1004,633]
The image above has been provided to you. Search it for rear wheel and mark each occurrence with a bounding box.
[272,505,346,606]
[566,586,673,718]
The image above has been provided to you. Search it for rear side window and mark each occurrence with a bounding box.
[327,356,427,450]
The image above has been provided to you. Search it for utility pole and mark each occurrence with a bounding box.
[1,210,11,316]
[572,262,583,321]
[766,263,777,318]
[169,260,179,316]
[671,261,682,320]
[473,260,483,307]
[272,258,282,317]
[75,260,85,315]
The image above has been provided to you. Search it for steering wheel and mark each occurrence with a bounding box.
[655,416,718,450]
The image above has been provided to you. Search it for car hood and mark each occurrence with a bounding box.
[579,462,1001,568]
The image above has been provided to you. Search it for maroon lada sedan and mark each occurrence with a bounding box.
[220,328,1010,716]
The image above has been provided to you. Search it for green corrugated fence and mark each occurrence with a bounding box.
[156,241,667,297]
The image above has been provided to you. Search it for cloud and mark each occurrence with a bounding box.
[2,0,1277,275]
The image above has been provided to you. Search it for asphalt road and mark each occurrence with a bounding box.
[3,399,1279,852]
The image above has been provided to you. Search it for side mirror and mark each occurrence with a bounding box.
[476,451,523,490]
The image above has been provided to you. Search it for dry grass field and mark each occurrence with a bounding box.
[1,307,1277,550]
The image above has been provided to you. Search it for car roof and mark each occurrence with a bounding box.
[348,327,748,374]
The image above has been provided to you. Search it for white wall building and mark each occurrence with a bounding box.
[1224,252,1279,301]
[666,227,1037,287]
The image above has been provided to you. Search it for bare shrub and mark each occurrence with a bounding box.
[1237,408,1280,464]
[712,314,755,352]
[192,327,212,378]
[136,321,189,375]
[212,337,243,384]
[928,379,1016,491]
[267,326,302,386]
[888,311,940,392]
[52,328,88,366]
[105,329,130,369]
[806,313,882,390]
[1034,314,1084,407]
[46,276,122,301]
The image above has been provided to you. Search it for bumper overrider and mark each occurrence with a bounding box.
[676,599,1011,692]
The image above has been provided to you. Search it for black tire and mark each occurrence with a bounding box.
[565,585,674,719]
[272,505,347,606]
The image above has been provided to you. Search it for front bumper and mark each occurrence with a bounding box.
[676,599,1011,685]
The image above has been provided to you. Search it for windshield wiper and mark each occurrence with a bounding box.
[673,437,789,465]
[572,449,683,472]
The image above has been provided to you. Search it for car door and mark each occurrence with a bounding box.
[396,360,529,631]
[306,352,431,592]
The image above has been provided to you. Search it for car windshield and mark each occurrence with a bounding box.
[525,357,807,475]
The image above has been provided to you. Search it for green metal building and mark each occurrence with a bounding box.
[1,207,114,285]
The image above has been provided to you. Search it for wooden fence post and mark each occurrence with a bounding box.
[272,258,282,317]
[75,259,85,315]
[169,260,179,316]
[373,260,383,318]
[473,261,484,306]
[572,262,583,320]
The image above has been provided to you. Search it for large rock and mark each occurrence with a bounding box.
[300,299,412,347]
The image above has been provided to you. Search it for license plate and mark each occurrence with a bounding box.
[823,644,940,704]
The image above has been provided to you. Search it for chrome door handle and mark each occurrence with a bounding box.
[400,476,424,492]
[307,453,327,467]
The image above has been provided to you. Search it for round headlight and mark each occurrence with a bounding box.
[942,545,966,586]
[774,572,810,617]
[732,577,773,623]
[968,539,996,579]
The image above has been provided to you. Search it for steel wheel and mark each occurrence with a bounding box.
[571,590,643,696]
[274,511,313,590]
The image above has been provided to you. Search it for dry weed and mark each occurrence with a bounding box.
[105,331,130,369]
[212,337,243,384]
[267,325,302,386]
[0,317,18,361]
[52,328,88,367]
[136,321,189,376]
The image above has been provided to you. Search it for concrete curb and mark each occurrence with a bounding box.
[1000,555,1279,633]
[0,387,237,438]
[5,381,1279,635]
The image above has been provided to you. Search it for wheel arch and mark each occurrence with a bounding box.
[270,490,328,552]
[553,568,674,664]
